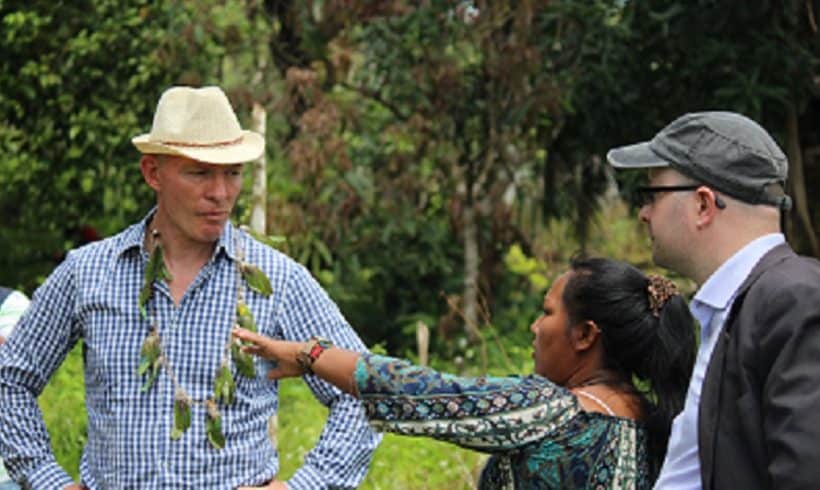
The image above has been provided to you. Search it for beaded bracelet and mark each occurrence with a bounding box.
[296,336,334,374]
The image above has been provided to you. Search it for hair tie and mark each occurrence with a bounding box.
[647,274,679,317]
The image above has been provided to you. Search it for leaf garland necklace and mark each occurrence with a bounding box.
[137,229,272,449]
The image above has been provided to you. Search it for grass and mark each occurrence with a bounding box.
[277,378,486,490]
[39,347,486,489]
[39,345,86,476]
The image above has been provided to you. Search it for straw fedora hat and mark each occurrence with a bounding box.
[132,86,264,164]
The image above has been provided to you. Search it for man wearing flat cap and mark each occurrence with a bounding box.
[0,86,380,489]
[608,111,820,490]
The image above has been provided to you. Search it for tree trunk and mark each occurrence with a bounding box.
[462,201,481,342]
[785,105,819,257]
[416,321,430,367]
[250,102,267,235]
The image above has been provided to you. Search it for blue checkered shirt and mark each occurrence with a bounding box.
[0,212,380,489]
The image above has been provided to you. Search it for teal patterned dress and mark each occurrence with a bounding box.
[355,354,650,489]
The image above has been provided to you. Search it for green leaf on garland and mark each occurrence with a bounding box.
[140,362,161,392]
[240,263,272,296]
[236,302,257,332]
[138,328,162,392]
[171,390,192,440]
[140,238,174,317]
[214,363,235,405]
[138,282,152,320]
[231,340,256,378]
[205,399,225,449]
[145,240,173,285]
[137,355,151,376]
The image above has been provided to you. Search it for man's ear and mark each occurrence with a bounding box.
[571,320,600,352]
[140,154,162,191]
[694,186,722,228]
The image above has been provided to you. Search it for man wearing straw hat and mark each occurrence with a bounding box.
[0,86,380,489]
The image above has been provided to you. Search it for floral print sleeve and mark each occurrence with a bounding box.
[354,353,581,452]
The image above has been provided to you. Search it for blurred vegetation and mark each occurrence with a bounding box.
[2,0,818,486]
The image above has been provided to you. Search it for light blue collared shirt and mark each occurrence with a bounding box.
[654,233,785,489]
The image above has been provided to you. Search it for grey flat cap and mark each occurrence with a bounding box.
[607,111,792,209]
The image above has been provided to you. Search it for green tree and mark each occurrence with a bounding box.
[230,1,650,352]
[563,0,820,256]
[0,1,199,290]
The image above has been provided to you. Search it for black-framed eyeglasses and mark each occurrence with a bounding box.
[631,185,701,207]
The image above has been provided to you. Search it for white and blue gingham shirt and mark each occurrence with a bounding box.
[0,212,381,489]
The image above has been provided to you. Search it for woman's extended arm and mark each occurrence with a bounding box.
[233,327,580,452]
[232,327,361,395]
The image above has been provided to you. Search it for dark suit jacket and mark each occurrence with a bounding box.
[698,243,820,489]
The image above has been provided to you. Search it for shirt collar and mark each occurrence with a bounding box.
[693,233,785,312]
[115,207,239,262]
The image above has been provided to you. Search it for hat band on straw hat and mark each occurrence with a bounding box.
[161,136,244,148]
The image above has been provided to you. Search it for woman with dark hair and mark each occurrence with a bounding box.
[234,257,696,488]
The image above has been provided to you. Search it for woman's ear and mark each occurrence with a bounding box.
[571,320,601,352]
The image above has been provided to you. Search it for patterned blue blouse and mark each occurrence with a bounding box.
[355,354,650,489]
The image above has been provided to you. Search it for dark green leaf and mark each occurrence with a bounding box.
[171,391,192,440]
[205,399,225,449]
[146,241,173,284]
[138,329,162,392]
[232,341,256,378]
[214,364,235,405]
[240,263,272,296]
[138,282,152,319]
[139,329,161,361]
[140,360,161,393]
[137,355,151,376]
[236,301,256,332]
